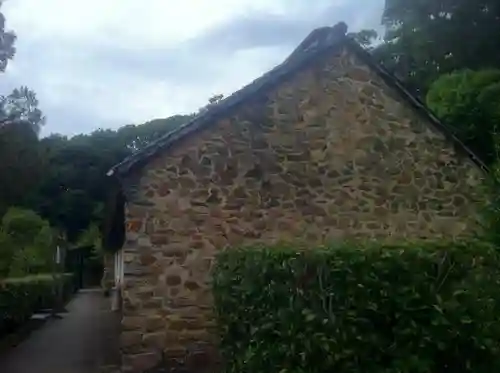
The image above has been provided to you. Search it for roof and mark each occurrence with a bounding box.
[107,22,488,178]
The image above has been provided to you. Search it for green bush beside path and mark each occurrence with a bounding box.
[214,240,500,373]
[0,273,75,334]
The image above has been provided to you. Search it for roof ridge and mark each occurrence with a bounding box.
[107,22,487,177]
[108,23,349,177]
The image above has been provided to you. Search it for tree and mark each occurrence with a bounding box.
[0,207,54,276]
[0,5,44,133]
[0,87,46,134]
[199,94,224,114]
[0,0,16,73]
[27,114,192,242]
[376,0,500,96]
[348,29,379,49]
[76,223,103,264]
[116,115,192,152]
[0,120,44,215]
[208,94,224,105]
[0,227,13,277]
[0,6,46,215]
[426,69,500,165]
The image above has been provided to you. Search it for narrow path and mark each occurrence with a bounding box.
[0,288,120,373]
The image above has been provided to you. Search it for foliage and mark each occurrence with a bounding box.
[0,120,44,215]
[213,241,500,373]
[0,9,45,214]
[348,29,379,49]
[2,207,47,243]
[0,87,46,134]
[28,115,192,242]
[76,223,103,262]
[0,229,13,278]
[376,0,500,96]
[76,223,101,249]
[199,94,224,114]
[0,0,16,73]
[479,130,500,247]
[426,69,500,165]
[0,208,55,278]
[0,273,75,334]
[114,115,193,152]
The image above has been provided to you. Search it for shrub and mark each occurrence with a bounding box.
[426,69,500,165]
[213,240,500,373]
[0,207,55,277]
[0,273,75,334]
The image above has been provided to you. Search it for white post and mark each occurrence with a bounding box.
[51,245,64,317]
[56,245,61,264]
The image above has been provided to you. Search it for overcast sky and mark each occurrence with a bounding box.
[1,0,384,137]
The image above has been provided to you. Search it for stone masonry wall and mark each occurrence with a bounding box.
[119,47,484,372]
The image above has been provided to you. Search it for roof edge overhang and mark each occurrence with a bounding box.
[106,22,489,179]
[106,23,352,178]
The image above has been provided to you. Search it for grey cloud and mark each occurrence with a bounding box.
[40,105,109,136]
[192,1,384,53]
[2,0,385,136]
[83,1,384,84]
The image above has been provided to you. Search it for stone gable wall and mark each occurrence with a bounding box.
[118,48,484,372]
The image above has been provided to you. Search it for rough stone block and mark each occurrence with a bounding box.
[123,352,160,372]
[145,315,165,332]
[142,332,165,349]
[120,331,142,348]
[122,316,143,331]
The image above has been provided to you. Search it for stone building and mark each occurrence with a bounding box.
[104,22,486,372]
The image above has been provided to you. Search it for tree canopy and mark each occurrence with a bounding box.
[0,86,45,134]
[0,0,15,73]
[0,207,54,277]
[426,69,500,165]
[33,115,193,241]
[375,0,500,96]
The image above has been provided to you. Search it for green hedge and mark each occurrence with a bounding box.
[0,273,75,334]
[213,241,500,373]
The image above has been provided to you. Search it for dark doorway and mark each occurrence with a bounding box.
[65,246,103,289]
